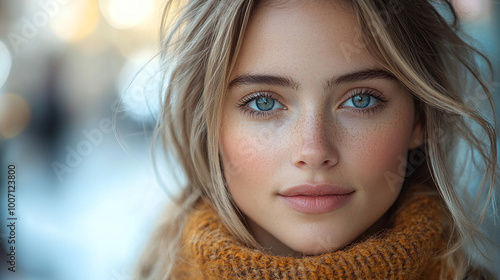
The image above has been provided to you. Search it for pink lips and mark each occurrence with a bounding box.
[279,184,354,214]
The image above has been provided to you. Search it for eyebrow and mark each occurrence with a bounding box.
[325,69,397,89]
[228,69,396,91]
[228,74,299,90]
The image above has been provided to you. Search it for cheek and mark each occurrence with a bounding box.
[345,115,414,189]
[219,118,285,188]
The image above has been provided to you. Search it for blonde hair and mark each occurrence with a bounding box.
[135,1,498,279]
[350,1,498,278]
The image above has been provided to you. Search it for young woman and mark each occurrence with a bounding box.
[135,0,498,279]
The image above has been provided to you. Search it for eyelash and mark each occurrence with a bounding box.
[236,91,285,119]
[342,88,389,115]
[236,88,389,119]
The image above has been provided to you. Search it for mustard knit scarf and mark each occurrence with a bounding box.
[173,191,446,279]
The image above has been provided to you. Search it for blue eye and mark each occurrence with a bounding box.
[237,92,286,118]
[342,92,380,109]
[248,96,285,111]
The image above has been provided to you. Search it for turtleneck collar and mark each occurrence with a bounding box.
[174,189,446,279]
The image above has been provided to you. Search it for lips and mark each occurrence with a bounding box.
[279,184,354,214]
[280,184,354,196]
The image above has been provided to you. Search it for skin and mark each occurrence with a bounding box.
[219,0,423,256]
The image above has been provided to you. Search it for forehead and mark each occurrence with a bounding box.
[231,0,379,81]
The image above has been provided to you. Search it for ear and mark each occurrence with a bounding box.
[408,120,424,150]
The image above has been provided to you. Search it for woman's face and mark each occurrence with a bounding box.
[220,0,422,255]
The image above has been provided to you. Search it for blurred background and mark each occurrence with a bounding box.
[0,0,499,279]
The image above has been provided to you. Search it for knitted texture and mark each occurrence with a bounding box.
[173,191,446,279]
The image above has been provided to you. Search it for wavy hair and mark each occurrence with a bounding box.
[135,1,498,279]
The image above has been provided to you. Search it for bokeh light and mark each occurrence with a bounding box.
[50,0,100,43]
[99,0,157,30]
[0,40,12,89]
[453,0,492,21]
[117,49,161,121]
[0,93,31,139]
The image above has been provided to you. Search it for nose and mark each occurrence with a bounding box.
[292,113,338,169]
